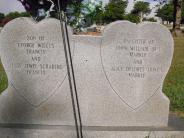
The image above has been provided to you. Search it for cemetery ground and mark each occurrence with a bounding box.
[0,36,183,118]
[0,59,8,94]
[163,36,184,118]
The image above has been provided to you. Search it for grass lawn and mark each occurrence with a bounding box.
[0,36,183,117]
[0,59,8,93]
[163,36,184,117]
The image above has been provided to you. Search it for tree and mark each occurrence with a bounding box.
[66,1,104,30]
[133,0,183,36]
[66,1,85,29]
[0,13,5,27]
[20,12,31,17]
[0,13,5,21]
[125,13,140,23]
[156,3,174,23]
[84,1,104,25]
[155,0,183,35]
[103,0,127,23]
[1,12,30,26]
[6,12,30,19]
[93,1,104,25]
[173,0,183,35]
[131,1,151,22]
[18,0,83,19]
[182,2,184,23]
[143,17,157,22]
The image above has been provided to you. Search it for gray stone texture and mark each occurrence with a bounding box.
[0,18,75,125]
[0,127,184,138]
[0,18,174,127]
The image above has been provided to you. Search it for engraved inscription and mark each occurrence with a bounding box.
[12,35,64,76]
[0,18,72,107]
[101,21,173,109]
[111,38,162,79]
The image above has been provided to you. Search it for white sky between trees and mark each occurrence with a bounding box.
[0,0,157,17]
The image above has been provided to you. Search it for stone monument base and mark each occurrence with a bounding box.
[0,114,183,138]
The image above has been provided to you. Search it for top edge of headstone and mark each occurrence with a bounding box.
[0,17,66,34]
[0,17,74,42]
[102,20,173,37]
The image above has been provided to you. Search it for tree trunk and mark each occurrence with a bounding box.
[140,12,143,22]
[173,0,183,36]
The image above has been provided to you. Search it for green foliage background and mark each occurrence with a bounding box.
[131,1,151,15]
[103,0,127,23]
[156,2,184,23]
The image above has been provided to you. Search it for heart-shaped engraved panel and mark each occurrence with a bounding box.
[101,21,173,110]
[0,18,74,107]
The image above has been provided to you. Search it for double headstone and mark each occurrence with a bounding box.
[0,18,173,128]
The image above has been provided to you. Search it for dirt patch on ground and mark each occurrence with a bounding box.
[75,32,102,36]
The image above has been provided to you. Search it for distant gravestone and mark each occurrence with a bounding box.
[0,18,174,131]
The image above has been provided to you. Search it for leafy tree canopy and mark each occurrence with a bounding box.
[84,1,104,25]
[125,13,140,23]
[0,12,30,27]
[131,1,151,15]
[143,17,157,22]
[103,0,127,23]
[182,1,184,23]
[156,3,174,22]
[156,1,184,23]
[18,0,83,18]
[6,12,30,19]
[0,13,5,21]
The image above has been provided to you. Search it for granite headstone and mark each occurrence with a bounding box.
[0,19,174,129]
[73,21,173,126]
[0,17,75,125]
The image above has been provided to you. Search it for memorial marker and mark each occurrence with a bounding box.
[0,19,174,128]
